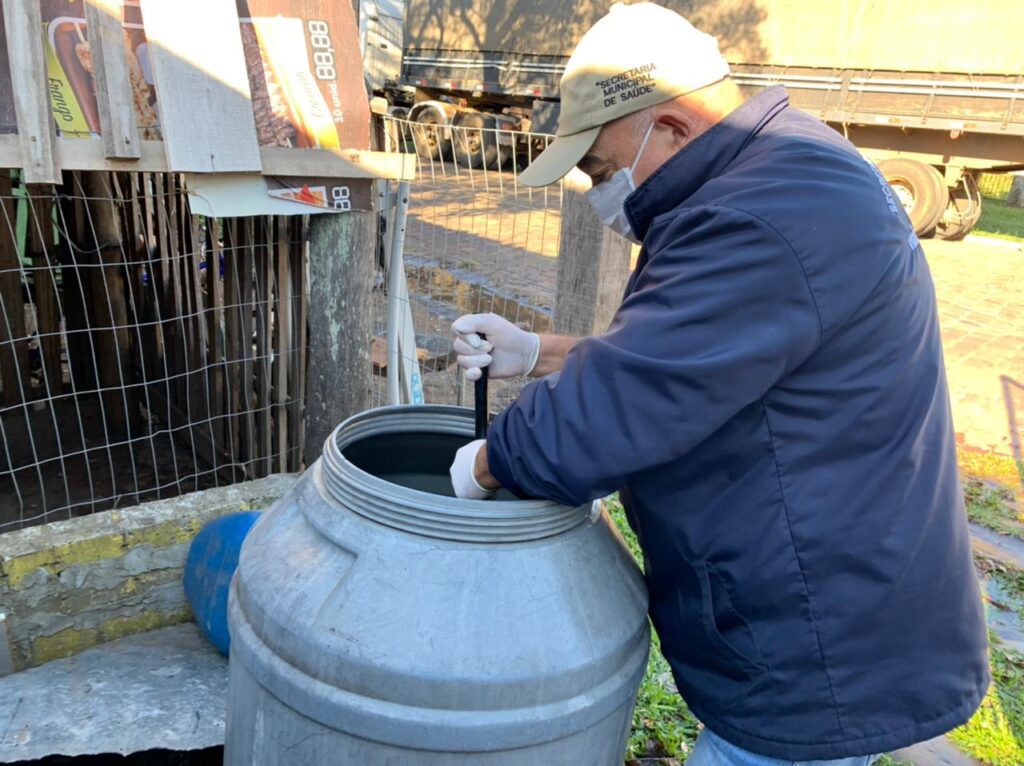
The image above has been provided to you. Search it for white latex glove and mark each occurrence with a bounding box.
[451,313,541,382]
[449,439,493,499]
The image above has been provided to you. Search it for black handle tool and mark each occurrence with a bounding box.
[474,333,488,439]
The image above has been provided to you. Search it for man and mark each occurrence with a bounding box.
[448,3,988,765]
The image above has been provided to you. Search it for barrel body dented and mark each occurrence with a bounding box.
[225,406,650,765]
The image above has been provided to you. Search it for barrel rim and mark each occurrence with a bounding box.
[320,405,591,543]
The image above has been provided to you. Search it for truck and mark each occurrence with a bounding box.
[360,0,409,105]
[395,0,1024,240]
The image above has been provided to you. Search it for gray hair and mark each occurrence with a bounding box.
[629,106,657,139]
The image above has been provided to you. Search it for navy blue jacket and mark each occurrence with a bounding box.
[487,87,989,759]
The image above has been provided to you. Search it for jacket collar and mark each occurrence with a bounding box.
[623,86,790,242]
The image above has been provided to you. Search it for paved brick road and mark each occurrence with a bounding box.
[925,236,1024,456]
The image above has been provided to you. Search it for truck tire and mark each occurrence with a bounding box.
[451,112,502,169]
[411,109,449,161]
[937,172,983,241]
[878,159,948,238]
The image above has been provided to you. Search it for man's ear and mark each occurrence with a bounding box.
[655,111,693,150]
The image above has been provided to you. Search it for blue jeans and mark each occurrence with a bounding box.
[686,728,880,766]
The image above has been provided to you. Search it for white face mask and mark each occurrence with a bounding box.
[585,121,655,244]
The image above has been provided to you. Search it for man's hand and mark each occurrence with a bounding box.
[452,313,541,382]
[449,439,500,499]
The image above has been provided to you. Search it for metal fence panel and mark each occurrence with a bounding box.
[0,171,306,531]
[373,115,563,412]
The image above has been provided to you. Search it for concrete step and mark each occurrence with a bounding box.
[971,523,1024,570]
[0,623,226,762]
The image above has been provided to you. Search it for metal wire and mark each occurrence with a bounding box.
[0,172,307,531]
[373,115,562,414]
[0,116,578,530]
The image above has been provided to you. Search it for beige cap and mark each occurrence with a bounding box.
[519,2,730,187]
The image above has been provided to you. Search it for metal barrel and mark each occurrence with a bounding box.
[225,405,650,765]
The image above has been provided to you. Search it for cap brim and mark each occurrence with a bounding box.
[518,127,601,187]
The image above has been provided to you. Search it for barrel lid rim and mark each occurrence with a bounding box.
[319,405,590,542]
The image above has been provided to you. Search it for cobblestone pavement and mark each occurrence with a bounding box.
[925,236,1024,456]
[399,164,1023,456]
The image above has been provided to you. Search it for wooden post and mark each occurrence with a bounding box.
[0,173,27,407]
[304,210,376,465]
[255,219,273,477]
[274,216,291,474]
[58,175,97,396]
[553,170,632,337]
[81,172,133,438]
[206,218,225,458]
[2,0,61,184]
[83,0,142,160]
[27,191,61,399]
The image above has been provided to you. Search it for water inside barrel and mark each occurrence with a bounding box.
[342,432,517,500]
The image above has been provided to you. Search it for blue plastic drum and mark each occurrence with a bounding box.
[184,511,262,655]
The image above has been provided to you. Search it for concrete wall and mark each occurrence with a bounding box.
[0,475,297,671]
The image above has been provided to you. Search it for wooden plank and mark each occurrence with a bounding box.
[553,170,632,336]
[172,194,197,467]
[27,192,61,400]
[223,219,242,470]
[83,0,141,160]
[0,4,18,134]
[0,135,417,180]
[55,177,95,397]
[288,218,304,472]
[274,216,290,474]
[155,173,184,410]
[81,172,133,438]
[206,218,225,459]
[254,218,272,475]
[237,218,255,474]
[1,0,61,184]
[131,174,161,383]
[187,214,214,474]
[0,172,27,407]
[137,0,261,173]
[304,211,376,463]
[258,146,417,181]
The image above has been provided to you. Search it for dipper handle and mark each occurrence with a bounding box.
[474,333,488,439]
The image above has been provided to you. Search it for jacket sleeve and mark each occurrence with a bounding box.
[486,204,823,507]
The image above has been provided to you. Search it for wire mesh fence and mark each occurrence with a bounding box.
[0,171,306,531]
[373,114,564,412]
[0,116,574,531]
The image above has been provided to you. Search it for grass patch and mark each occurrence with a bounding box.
[959,448,1024,541]
[975,196,1024,243]
[606,498,701,761]
[949,639,1024,766]
[995,567,1024,612]
[626,633,701,761]
[978,556,1024,623]
[875,756,912,766]
[964,479,1024,541]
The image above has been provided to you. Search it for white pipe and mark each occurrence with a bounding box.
[386,181,413,404]
[385,182,402,406]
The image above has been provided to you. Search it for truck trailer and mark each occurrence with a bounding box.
[398,0,1024,239]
